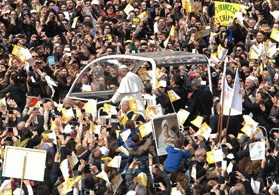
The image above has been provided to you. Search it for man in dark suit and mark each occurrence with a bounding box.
[169,74,188,113]
[187,79,213,124]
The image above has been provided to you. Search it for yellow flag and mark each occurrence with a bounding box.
[139,121,153,138]
[3,189,12,195]
[145,105,160,120]
[206,150,215,164]
[67,151,79,170]
[124,3,134,15]
[184,2,192,13]
[134,172,147,186]
[237,133,244,139]
[50,120,56,131]
[96,171,110,182]
[115,129,120,138]
[167,90,181,102]
[217,44,228,60]
[101,156,112,161]
[120,129,131,142]
[169,25,175,37]
[190,115,204,128]
[163,37,170,48]
[195,122,212,140]
[61,107,75,121]
[138,11,148,21]
[12,45,24,57]
[42,131,57,144]
[8,57,12,67]
[108,156,121,168]
[103,103,117,115]
[270,28,279,42]
[182,0,192,13]
[71,16,79,28]
[156,68,164,79]
[89,121,95,134]
[177,109,190,127]
[249,47,259,60]
[0,97,6,106]
[84,99,97,117]
[138,70,152,81]
[62,176,82,194]
[129,99,139,111]
[120,114,128,126]
[74,106,82,118]
[11,45,31,61]
[120,145,129,156]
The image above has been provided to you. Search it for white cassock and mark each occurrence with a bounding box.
[111,72,144,105]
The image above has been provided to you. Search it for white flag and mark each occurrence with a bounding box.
[221,66,242,116]
[230,70,242,115]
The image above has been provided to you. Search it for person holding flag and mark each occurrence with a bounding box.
[167,74,188,113]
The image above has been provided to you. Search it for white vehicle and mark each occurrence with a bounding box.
[66,51,212,105]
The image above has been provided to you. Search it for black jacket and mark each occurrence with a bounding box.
[187,88,213,119]
[0,83,27,112]
[172,85,188,113]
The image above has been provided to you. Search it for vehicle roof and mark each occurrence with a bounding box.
[130,51,208,66]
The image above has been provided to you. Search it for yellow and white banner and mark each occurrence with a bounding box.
[215,2,247,26]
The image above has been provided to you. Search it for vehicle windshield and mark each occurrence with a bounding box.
[66,52,209,102]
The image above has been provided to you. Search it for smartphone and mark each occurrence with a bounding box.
[8,110,13,114]
[48,56,56,65]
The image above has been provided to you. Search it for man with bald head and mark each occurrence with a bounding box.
[110,65,144,107]
[120,100,145,124]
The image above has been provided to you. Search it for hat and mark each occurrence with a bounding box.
[30,10,37,14]
[119,65,128,70]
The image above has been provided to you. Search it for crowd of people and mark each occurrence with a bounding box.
[0,0,278,194]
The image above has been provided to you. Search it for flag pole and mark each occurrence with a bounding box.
[219,90,225,143]
[219,57,228,143]
[170,101,176,113]
[225,107,232,138]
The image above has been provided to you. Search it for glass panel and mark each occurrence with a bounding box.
[69,57,149,100]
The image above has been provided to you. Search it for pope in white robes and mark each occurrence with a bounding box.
[111,65,144,106]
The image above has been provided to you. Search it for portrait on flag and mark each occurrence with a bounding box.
[152,113,180,156]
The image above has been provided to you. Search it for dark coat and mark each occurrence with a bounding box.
[187,88,213,119]
[0,83,27,112]
[172,85,188,113]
